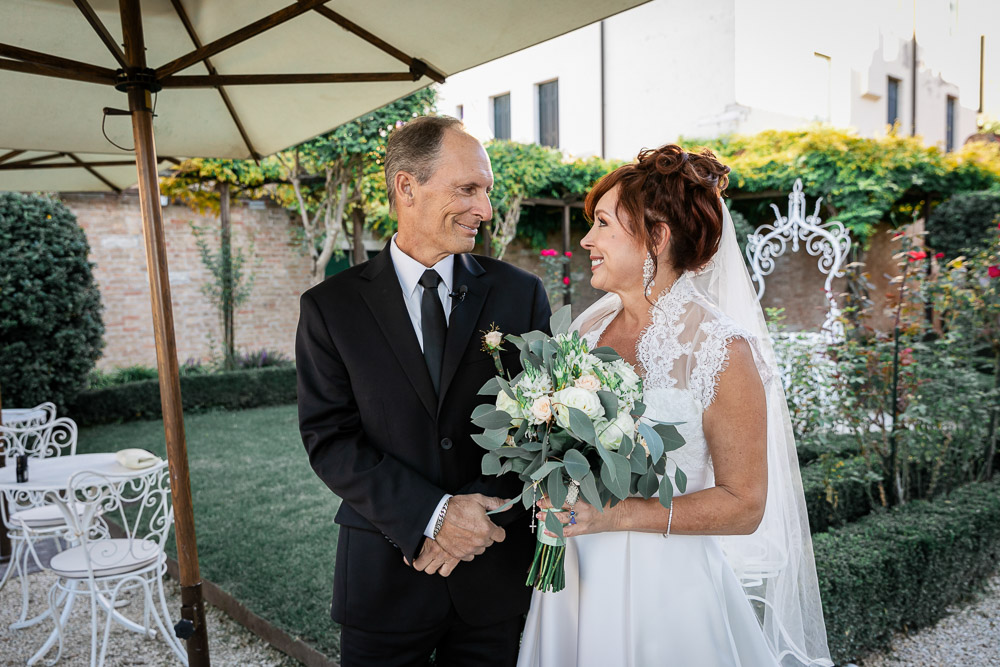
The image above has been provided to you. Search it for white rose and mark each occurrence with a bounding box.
[495,390,523,426]
[597,411,637,451]
[484,330,503,348]
[530,396,553,424]
[552,386,604,429]
[574,373,602,393]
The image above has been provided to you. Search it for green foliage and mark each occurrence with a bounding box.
[159,158,283,214]
[87,365,158,389]
[926,190,1000,259]
[815,480,1000,663]
[801,456,879,533]
[233,348,293,370]
[0,193,104,408]
[682,126,1000,241]
[67,366,296,426]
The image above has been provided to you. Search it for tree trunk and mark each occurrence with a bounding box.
[352,207,367,265]
[218,182,235,371]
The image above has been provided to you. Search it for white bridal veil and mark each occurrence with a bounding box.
[695,201,833,666]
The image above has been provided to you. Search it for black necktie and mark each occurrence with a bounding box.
[419,269,447,395]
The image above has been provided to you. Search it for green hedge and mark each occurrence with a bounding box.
[802,456,876,533]
[67,366,296,426]
[816,480,1000,663]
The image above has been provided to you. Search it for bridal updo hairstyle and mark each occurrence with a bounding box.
[584,144,731,280]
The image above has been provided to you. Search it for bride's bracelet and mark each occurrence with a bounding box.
[662,502,674,538]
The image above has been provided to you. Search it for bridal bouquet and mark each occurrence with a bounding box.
[471,306,686,592]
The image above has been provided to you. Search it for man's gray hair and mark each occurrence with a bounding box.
[384,115,465,212]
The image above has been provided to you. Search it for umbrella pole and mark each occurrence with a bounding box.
[120,1,210,664]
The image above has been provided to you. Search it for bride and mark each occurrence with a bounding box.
[517,145,832,667]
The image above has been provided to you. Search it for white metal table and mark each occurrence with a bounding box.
[0,453,157,664]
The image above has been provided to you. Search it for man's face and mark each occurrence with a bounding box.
[399,130,494,263]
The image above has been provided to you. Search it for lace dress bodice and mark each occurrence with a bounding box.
[577,272,767,493]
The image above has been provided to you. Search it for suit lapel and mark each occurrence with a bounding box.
[438,254,489,415]
[359,247,437,419]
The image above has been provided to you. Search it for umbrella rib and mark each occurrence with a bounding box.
[160,72,416,87]
[72,0,129,69]
[0,160,139,170]
[0,150,26,165]
[0,153,67,168]
[169,0,260,161]
[0,43,117,80]
[156,0,331,78]
[64,152,122,193]
[0,57,113,85]
[312,6,446,84]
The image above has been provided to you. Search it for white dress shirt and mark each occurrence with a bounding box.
[388,234,454,539]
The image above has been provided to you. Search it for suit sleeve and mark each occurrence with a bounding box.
[455,275,553,528]
[296,291,445,561]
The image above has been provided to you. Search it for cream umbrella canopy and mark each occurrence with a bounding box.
[0,1,649,664]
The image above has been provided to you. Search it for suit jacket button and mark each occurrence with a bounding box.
[440,437,453,450]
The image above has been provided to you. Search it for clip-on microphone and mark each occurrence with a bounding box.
[449,284,468,313]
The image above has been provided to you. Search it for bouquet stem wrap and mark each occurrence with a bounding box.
[526,510,566,592]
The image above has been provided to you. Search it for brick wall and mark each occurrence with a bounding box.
[65,193,312,370]
[68,193,906,370]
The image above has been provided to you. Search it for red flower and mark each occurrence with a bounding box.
[540,249,557,257]
[563,276,571,285]
[564,251,573,258]
[907,250,927,262]
[935,252,945,259]
[988,265,1000,279]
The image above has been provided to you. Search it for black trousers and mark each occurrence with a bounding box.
[340,606,524,667]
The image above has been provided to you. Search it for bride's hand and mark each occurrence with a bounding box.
[536,495,624,538]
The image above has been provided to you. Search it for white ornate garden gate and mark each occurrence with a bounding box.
[744,179,853,341]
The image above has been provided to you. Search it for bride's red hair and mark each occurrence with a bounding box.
[584,144,730,278]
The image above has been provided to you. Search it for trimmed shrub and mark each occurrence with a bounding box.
[927,190,1000,259]
[67,366,296,426]
[0,193,104,407]
[815,480,1000,663]
[802,456,877,533]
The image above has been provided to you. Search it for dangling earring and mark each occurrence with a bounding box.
[642,252,656,297]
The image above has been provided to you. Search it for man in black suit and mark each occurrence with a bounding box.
[296,115,551,666]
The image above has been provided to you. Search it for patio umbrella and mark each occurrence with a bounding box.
[0,1,649,663]
[0,150,178,192]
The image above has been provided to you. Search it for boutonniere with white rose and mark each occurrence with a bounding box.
[470,305,687,593]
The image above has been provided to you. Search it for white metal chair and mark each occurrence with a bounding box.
[29,461,186,667]
[1,402,58,428]
[0,416,79,627]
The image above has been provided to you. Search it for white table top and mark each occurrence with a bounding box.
[1,408,47,426]
[0,453,148,492]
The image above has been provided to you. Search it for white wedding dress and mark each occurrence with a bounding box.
[517,204,832,667]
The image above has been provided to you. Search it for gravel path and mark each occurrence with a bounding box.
[0,565,302,667]
[856,571,1000,667]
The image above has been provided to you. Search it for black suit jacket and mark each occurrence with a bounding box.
[296,246,551,632]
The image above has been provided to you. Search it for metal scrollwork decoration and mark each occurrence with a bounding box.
[745,179,852,341]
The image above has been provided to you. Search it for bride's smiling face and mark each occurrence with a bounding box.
[580,186,648,295]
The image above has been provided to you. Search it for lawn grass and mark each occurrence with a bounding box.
[77,404,343,660]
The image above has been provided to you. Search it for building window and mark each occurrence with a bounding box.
[492,94,510,140]
[887,77,901,129]
[538,80,559,148]
[456,104,464,120]
[945,95,956,152]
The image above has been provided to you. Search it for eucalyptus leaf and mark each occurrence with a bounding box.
[589,346,621,362]
[512,420,528,444]
[653,423,686,452]
[481,451,501,475]
[578,471,603,511]
[522,440,544,452]
[658,473,674,509]
[524,451,545,478]
[509,458,529,474]
[471,403,496,419]
[477,377,502,396]
[496,375,517,400]
[637,468,658,498]
[530,460,564,481]
[499,459,513,475]
[638,422,664,462]
[632,400,647,418]
[674,465,688,494]
[505,334,526,350]
[522,483,537,510]
[567,407,597,446]
[471,431,505,450]
[544,509,565,539]
[562,449,591,481]
[547,468,568,509]
[596,390,618,420]
[600,452,631,500]
[472,409,513,430]
[550,304,573,336]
